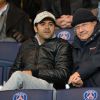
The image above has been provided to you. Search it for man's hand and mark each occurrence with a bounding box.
[13,32,25,42]
[56,15,73,28]
[68,72,83,87]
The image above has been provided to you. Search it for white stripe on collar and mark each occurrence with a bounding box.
[35,34,41,45]
[0,3,8,16]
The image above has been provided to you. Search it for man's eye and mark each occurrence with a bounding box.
[40,23,45,25]
[49,23,54,26]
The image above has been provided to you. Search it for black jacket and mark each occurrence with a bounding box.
[10,37,73,89]
[73,22,100,87]
[6,3,34,41]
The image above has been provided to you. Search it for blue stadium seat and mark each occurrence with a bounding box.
[56,88,100,100]
[0,89,53,100]
[55,28,74,44]
[0,42,21,84]
[3,67,11,84]
[0,67,3,85]
[0,42,21,67]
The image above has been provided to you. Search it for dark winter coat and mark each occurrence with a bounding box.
[6,3,34,41]
[73,22,100,87]
[10,37,73,89]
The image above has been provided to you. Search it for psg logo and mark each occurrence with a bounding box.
[57,31,71,40]
[83,90,98,100]
[13,92,28,100]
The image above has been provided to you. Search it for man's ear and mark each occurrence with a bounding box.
[34,26,37,33]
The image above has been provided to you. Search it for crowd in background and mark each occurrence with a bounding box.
[5,0,99,44]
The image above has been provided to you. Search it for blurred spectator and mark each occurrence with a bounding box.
[0,0,34,42]
[7,0,73,28]
[71,0,98,15]
[97,1,100,21]
[7,0,41,23]
[56,15,73,29]
[38,0,72,29]
[82,0,92,8]
[82,0,99,17]
[7,0,21,8]
[41,0,71,18]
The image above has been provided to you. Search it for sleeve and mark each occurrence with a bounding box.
[9,40,32,76]
[9,39,40,77]
[77,50,100,80]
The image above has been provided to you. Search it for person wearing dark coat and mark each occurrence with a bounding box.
[68,8,100,87]
[7,0,72,28]
[1,11,73,91]
[0,0,34,42]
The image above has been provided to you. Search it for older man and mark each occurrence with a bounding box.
[68,8,100,87]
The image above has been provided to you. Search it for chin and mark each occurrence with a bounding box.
[80,38,87,41]
[44,36,52,39]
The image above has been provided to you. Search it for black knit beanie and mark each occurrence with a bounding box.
[71,8,97,27]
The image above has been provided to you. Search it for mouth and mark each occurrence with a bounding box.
[79,32,87,36]
[44,31,51,34]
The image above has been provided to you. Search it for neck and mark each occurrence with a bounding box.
[0,1,6,9]
[35,34,45,45]
[39,38,45,44]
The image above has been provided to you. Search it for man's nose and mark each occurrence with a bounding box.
[78,27,84,33]
[45,24,49,29]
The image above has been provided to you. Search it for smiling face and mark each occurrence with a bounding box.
[34,18,55,43]
[74,21,97,41]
